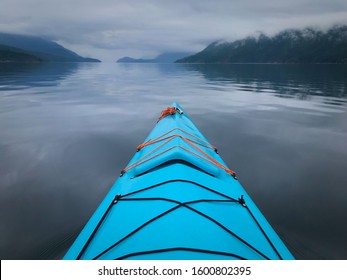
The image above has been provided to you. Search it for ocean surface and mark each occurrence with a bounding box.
[0,62,346,260]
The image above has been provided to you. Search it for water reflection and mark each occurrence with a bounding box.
[0,63,346,260]
[0,63,84,90]
[181,64,347,99]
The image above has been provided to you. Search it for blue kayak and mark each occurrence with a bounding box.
[64,103,294,260]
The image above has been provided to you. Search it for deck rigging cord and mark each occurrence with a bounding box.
[121,107,236,178]
[76,179,283,260]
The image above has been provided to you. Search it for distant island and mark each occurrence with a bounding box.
[177,25,347,64]
[0,33,100,62]
[117,52,193,63]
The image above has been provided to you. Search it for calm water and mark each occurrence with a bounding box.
[0,63,347,260]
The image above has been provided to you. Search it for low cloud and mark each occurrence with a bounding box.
[1,0,347,61]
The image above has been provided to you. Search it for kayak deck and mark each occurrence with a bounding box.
[64,103,294,260]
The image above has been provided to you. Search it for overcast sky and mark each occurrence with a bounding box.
[1,0,347,61]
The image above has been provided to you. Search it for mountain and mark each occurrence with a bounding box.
[0,45,42,62]
[176,26,347,64]
[0,33,100,62]
[117,56,150,63]
[117,52,193,63]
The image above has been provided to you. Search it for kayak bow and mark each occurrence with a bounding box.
[64,103,294,260]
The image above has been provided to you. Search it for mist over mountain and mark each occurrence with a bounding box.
[0,33,100,62]
[177,26,347,64]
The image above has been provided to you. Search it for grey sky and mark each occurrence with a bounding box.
[1,0,346,61]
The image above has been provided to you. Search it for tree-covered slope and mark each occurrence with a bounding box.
[177,26,347,63]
